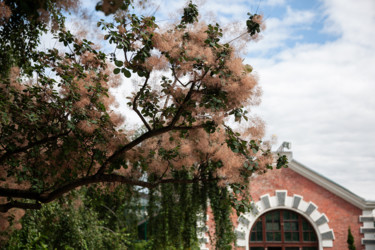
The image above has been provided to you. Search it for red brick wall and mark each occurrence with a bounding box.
[248,167,364,250]
[204,167,364,249]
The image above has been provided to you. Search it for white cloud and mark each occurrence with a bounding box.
[322,0,375,47]
[250,0,375,199]
[284,6,316,26]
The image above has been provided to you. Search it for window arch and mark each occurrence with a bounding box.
[249,209,318,250]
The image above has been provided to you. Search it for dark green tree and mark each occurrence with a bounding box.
[347,226,356,250]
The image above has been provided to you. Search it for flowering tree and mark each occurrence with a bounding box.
[0,0,287,247]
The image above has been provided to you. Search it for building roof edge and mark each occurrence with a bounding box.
[279,153,375,210]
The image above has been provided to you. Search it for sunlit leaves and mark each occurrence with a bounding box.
[277,154,289,169]
[121,68,131,78]
[113,68,120,74]
[204,23,223,49]
[180,1,199,25]
[246,13,262,36]
[229,107,249,123]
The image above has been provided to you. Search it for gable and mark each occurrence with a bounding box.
[250,162,363,213]
[289,155,375,210]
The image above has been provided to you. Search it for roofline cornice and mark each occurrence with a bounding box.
[284,156,375,210]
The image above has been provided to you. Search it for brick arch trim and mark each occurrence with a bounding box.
[234,190,335,249]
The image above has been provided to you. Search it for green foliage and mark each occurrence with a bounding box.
[180,1,199,27]
[146,173,201,249]
[246,13,262,36]
[347,226,356,250]
[276,154,289,169]
[5,187,139,249]
[84,185,144,239]
[209,184,236,249]
[6,201,109,249]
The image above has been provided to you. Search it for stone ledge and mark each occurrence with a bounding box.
[362,239,375,245]
[360,216,375,222]
[361,227,375,233]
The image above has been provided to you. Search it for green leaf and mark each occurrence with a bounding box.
[114,68,121,74]
[115,60,123,67]
[122,68,131,78]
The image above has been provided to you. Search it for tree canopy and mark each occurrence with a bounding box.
[0,0,287,248]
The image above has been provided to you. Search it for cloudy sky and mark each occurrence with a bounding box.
[147,0,375,200]
[69,0,375,200]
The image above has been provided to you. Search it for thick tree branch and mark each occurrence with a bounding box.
[0,175,150,202]
[0,173,218,212]
[0,187,41,201]
[0,201,42,213]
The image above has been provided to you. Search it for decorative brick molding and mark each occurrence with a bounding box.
[234,190,334,249]
[360,211,375,248]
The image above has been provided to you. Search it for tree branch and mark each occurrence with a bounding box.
[168,69,209,128]
[0,172,218,212]
[0,130,71,164]
[162,78,178,112]
[132,75,152,131]
[86,150,96,177]
[0,201,42,213]
[95,123,203,176]
[0,174,153,213]
[171,66,191,87]
[169,81,196,127]
[96,69,208,176]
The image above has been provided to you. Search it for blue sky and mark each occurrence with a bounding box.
[249,0,339,56]
[65,0,375,200]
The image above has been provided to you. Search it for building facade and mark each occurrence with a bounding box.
[200,152,375,250]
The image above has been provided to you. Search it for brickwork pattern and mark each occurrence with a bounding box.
[247,167,364,250]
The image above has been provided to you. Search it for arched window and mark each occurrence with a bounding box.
[249,209,318,250]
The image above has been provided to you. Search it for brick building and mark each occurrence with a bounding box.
[200,151,375,250]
